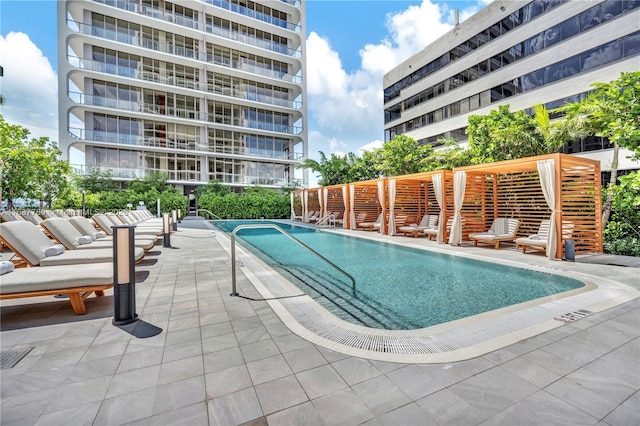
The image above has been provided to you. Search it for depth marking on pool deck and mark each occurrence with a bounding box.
[215,227,640,363]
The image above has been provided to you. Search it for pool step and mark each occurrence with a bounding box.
[275,264,419,330]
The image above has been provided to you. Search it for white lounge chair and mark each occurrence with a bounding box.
[515,220,575,253]
[0,260,113,315]
[93,214,162,237]
[468,218,520,249]
[41,217,156,251]
[398,214,439,238]
[69,216,158,246]
[358,213,382,231]
[0,221,144,267]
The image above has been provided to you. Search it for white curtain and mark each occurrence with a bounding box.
[433,173,445,242]
[342,185,348,229]
[290,193,295,220]
[377,180,386,235]
[448,171,466,245]
[317,188,323,219]
[303,190,309,222]
[349,184,356,230]
[323,187,329,218]
[537,159,558,259]
[388,179,396,235]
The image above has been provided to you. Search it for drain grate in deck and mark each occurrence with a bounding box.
[0,347,34,370]
[554,309,594,323]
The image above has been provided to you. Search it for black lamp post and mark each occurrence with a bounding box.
[81,190,86,217]
[163,213,171,247]
[112,225,138,325]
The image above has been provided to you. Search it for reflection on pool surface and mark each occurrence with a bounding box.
[215,220,584,330]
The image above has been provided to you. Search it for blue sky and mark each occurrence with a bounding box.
[0,0,487,182]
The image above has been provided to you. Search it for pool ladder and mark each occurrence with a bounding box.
[230,224,356,296]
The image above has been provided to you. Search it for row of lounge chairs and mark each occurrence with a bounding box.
[0,210,165,314]
[351,213,574,254]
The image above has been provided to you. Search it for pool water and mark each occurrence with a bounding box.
[215,220,584,330]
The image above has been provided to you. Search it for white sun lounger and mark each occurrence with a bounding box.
[0,221,144,267]
[0,261,113,315]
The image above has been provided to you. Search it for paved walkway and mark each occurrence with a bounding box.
[1,224,638,425]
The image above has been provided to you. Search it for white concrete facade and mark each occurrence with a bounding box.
[383,0,640,172]
[58,0,307,192]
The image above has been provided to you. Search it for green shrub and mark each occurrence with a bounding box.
[604,237,640,257]
[603,171,640,257]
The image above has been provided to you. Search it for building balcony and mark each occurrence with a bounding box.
[91,0,302,32]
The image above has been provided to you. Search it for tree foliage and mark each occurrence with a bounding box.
[374,135,434,177]
[128,172,172,193]
[466,105,552,163]
[74,167,118,193]
[603,171,640,256]
[0,115,71,208]
[585,71,640,159]
[195,179,231,197]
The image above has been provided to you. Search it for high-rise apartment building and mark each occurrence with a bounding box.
[383,0,640,174]
[58,0,307,194]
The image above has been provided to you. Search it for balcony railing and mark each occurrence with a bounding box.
[92,0,301,32]
[66,46,302,85]
[70,164,301,187]
[68,128,305,153]
[202,0,301,31]
[70,16,301,59]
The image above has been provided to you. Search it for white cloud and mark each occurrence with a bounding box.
[306,0,488,173]
[0,32,58,142]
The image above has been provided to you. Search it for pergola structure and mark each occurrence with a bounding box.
[385,170,453,240]
[448,153,602,258]
[291,154,602,259]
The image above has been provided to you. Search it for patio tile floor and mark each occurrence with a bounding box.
[1,223,638,425]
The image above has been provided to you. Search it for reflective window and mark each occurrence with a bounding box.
[623,32,640,56]
[545,63,562,84]
[560,56,580,78]
[581,5,601,31]
[601,1,622,22]
[560,16,580,40]
[544,27,561,48]
[526,34,545,55]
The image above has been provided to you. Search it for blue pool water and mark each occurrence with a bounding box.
[215,220,584,330]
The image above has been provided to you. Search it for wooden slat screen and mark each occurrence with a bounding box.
[351,180,382,228]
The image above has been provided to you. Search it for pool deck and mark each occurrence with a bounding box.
[1,221,638,425]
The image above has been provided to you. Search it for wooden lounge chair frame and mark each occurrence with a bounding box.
[469,218,521,249]
[515,220,575,253]
[0,285,112,315]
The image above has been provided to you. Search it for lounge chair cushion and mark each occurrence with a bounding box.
[1,261,15,275]
[0,262,113,295]
[44,244,65,257]
[78,235,93,245]
[95,231,106,239]
[0,221,144,266]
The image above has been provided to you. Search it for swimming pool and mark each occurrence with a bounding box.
[215,220,585,330]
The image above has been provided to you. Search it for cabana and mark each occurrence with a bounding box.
[290,191,303,221]
[300,188,321,222]
[348,178,386,233]
[321,184,349,228]
[448,153,602,259]
[387,170,454,241]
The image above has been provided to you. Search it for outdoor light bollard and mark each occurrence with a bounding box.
[172,210,178,231]
[178,209,182,223]
[112,225,138,325]
[163,213,171,247]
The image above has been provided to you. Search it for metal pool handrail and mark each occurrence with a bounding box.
[196,208,222,220]
[230,224,356,296]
